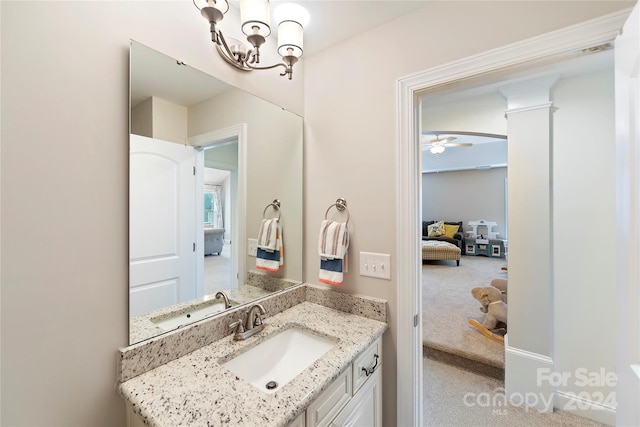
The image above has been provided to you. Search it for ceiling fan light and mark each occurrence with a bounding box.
[430,146,445,154]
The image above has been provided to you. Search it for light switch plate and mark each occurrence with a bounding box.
[248,238,258,257]
[359,252,391,280]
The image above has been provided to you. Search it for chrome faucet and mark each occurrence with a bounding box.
[245,303,266,329]
[215,291,231,309]
[228,304,266,340]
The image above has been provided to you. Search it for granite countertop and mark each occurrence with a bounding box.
[119,301,387,427]
[129,285,275,344]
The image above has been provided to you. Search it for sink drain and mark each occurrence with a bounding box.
[265,380,278,390]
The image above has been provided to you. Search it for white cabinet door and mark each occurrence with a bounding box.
[306,368,352,427]
[129,134,197,316]
[330,368,382,427]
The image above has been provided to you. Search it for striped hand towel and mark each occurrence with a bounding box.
[318,220,349,286]
[257,220,284,272]
[257,218,278,251]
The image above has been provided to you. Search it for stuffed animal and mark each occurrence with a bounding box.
[470,286,507,330]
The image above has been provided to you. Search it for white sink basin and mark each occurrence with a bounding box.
[222,327,336,393]
[151,301,227,331]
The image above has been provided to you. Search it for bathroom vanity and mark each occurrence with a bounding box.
[119,285,387,426]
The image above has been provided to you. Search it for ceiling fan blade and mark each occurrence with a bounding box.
[429,136,457,145]
[444,142,473,147]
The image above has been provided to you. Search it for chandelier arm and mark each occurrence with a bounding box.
[211,25,294,79]
[215,30,251,67]
[245,62,288,71]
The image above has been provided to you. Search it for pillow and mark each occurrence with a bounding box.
[443,223,460,239]
[427,221,445,237]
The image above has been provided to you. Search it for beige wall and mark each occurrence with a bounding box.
[0,1,633,426]
[131,97,188,144]
[1,1,301,425]
[189,88,304,281]
[303,2,631,426]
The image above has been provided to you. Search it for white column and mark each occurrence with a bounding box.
[499,75,558,412]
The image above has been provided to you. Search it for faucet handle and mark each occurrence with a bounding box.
[229,310,247,333]
[228,319,244,333]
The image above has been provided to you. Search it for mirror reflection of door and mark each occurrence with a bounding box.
[129,134,197,316]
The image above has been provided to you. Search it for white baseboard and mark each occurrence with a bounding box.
[505,338,555,413]
[506,338,616,425]
[555,390,615,426]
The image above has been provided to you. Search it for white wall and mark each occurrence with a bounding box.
[422,91,508,135]
[552,68,617,409]
[1,2,301,426]
[422,168,507,238]
[303,2,631,426]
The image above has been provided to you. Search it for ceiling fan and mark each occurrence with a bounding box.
[423,134,473,154]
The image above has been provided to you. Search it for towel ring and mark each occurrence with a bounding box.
[263,199,281,220]
[324,198,349,225]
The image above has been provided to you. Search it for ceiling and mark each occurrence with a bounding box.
[265,1,429,57]
[131,2,427,108]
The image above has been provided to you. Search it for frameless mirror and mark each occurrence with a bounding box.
[129,40,303,345]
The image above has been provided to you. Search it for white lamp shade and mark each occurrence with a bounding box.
[241,0,271,37]
[277,20,303,58]
[430,146,445,154]
[194,0,229,14]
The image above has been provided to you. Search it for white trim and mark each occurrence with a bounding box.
[555,391,616,426]
[505,343,554,365]
[504,102,554,116]
[422,163,507,174]
[396,76,423,427]
[396,9,630,425]
[188,123,247,290]
[504,340,555,413]
[614,4,640,426]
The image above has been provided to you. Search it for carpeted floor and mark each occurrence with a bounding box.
[204,244,231,295]
[422,255,507,369]
[423,354,606,426]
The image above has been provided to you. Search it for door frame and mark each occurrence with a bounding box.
[189,123,247,292]
[395,9,631,426]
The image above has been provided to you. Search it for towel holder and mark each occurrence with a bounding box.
[263,199,281,220]
[324,198,349,225]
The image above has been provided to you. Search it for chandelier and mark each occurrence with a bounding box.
[193,0,307,80]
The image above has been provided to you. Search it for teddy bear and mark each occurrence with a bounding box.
[470,285,507,330]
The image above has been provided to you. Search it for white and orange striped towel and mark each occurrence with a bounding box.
[318,220,349,286]
[257,218,278,251]
[256,219,284,272]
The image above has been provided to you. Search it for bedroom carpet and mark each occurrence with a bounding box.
[423,354,606,427]
[422,255,507,371]
[204,244,231,295]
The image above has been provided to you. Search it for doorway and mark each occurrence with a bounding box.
[419,128,508,372]
[395,10,632,426]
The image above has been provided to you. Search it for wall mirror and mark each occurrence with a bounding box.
[129,40,303,345]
